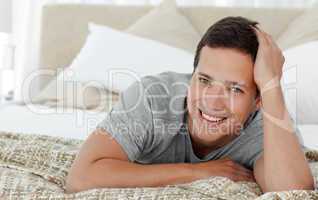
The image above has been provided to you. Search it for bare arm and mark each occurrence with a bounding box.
[254,86,314,192]
[252,26,314,192]
[66,129,255,193]
[65,129,195,193]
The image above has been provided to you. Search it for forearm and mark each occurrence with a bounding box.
[261,86,314,191]
[70,158,195,192]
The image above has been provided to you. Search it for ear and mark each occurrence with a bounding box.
[254,95,262,111]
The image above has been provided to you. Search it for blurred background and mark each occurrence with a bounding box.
[0,0,317,101]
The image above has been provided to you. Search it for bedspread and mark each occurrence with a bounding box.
[0,131,317,200]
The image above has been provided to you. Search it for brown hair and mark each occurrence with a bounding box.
[193,16,259,69]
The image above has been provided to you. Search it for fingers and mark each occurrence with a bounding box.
[234,173,255,182]
[251,25,284,62]
[234,162,253,174]
[251,25,280,49]
[234,169,256,182]
[221,158,256,182]
[234,165,256,182]
[251,25,268,45]
[251,25,275,46]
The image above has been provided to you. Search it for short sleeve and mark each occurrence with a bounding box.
[238,110,264,169]
[96,80,153,162]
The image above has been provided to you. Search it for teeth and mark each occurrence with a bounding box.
[201,112,225,122]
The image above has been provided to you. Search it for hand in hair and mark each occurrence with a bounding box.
[251,25,285,93]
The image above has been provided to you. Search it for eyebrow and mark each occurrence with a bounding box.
[197,72,247,88]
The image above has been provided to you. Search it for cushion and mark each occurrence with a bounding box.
[34,21,195,106]
[126,0,201,53]
[277,8,318,50]
[35,0,200,109]
[62,22,195,93]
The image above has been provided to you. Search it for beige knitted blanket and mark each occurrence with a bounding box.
[0,131,317,200]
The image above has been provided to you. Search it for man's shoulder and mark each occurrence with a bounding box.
[133,71,190,119]
[118,71,191,115]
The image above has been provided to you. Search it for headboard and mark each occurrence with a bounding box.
[39,4,305,90]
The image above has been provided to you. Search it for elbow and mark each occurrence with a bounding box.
[262,174,315,193]
[287,173,315,191]
[285,178,314,191]
[65,159,117,193]
[65,168,89,194]
[65,181,78,194]
[65,174,83,194]
[283,179,315,192]
[298,175,315,191]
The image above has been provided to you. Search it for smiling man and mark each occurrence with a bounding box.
[66,17,314,193]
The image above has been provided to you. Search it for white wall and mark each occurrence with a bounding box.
[0,0,12,33]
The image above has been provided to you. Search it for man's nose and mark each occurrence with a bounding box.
[202,83,227,109]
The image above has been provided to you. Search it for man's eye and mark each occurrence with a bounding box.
[230,86,243,93]
[198,77,210,85]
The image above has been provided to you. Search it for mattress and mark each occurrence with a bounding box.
[0,104,107,140]
[298,124,318,150]
[0,131,317,199]
[0,103,317,149]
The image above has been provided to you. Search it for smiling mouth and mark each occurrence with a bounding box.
[199,109,228,124]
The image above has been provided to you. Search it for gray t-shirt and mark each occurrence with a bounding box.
[96,71,304,169]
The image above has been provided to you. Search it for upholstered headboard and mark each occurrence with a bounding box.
[39,4,305,89]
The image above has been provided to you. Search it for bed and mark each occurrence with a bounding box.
[0,1,318,199]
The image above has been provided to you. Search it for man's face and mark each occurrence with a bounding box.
[187,46,260,147]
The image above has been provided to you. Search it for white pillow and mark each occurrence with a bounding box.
[64,23,195,92]
[281,41,318,124]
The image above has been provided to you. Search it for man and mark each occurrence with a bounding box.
[65,16,314,193]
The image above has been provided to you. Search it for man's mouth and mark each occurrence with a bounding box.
[199,109,228,124]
